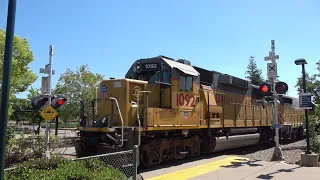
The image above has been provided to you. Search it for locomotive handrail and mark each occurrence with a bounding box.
[136,90,151,146]
[109,97,124,147]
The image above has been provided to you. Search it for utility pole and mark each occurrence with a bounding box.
[264,40,284,160]
[0,1,17,179]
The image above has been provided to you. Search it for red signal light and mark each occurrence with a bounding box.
[57,99,65,106]
[261,85,269,92]
[275,81,288,94]
[278,84,286,91]
[51,95,67,109]
[259,83,272,95]
[39,98,48,105]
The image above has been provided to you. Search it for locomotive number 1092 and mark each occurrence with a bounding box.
[176,92,196,107]
[145,63,157,69]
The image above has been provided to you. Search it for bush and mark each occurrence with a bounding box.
[6,126,15,146]
[301,112,320,154]
[5,157,127,180]
[5,133,60,168]
[308,115,320,154]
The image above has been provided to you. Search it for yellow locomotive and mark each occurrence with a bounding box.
[74,55,305,167]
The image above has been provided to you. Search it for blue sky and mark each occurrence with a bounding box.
[1,0,320,98]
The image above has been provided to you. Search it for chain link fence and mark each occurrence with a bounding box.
[76,145,140,180]
[4,145,141,180]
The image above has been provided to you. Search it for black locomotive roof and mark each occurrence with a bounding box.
[125,55,200,78]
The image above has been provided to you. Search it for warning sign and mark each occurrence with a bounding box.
[40,105,58,121]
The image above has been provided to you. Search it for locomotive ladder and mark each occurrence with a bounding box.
[136,90,151,147]
[109,97,124,147]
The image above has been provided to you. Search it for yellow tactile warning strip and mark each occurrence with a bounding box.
[146,156,249,180]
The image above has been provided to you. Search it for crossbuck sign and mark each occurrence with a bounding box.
[264,40,279,62]
[265,40,279,79]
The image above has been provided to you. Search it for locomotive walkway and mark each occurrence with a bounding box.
[140,155,320,180]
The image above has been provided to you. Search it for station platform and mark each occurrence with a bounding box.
[140,155,320,180]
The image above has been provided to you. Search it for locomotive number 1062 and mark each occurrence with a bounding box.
[176,92,196,107]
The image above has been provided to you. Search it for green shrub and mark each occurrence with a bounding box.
[5,134,60,168]
[301,113,320,154]
[308,115,320,154]
[5,157,127,180]
[6,126,15,147]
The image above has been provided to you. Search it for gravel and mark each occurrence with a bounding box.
[226,139,309,165]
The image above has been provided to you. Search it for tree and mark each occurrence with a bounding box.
[26,87,43,134]
[10,97,31,124]
[295,60,320,104]
[53,65,104,121]
[245,56,264,86]
[0,29,37,117]
[9,87,43,133]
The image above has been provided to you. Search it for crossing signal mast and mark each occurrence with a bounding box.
[31,45,69,159]
[261,40,289,161]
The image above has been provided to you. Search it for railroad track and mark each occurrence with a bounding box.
[138,137,307,172]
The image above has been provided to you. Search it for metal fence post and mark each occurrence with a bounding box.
[133,145,138,180]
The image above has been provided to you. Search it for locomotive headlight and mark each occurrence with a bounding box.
[136,61,140,69]
[133,61,141,72]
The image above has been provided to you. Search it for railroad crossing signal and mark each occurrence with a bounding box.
[31,95,51,111]
[274,81,288,94]
[259,81,288,96]
[264,54,279,61]
[31,94,68,111]
[40,64,55,75]
[259,82,272,96]
[264,40,279,62]
[40,105,58,122]
[51,94,67,109]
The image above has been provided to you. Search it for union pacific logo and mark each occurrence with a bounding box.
[132,86,142,100]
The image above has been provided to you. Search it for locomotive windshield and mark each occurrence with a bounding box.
[125,56,199,86]
[126,59,171,84]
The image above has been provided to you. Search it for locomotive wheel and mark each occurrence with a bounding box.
[200,134,216,154]
[140,149,155,168]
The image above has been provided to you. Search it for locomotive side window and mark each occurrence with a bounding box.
[179,75,193,92]
[162,70,170,84]
[186,77,192,91]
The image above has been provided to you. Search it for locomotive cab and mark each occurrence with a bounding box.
[74,55,202,156]
[124,55,201,128]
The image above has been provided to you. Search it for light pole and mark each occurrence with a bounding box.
[0,0,17,179]
[295,58,311,154]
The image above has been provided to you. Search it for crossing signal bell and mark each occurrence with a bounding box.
[275,81,288,94]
